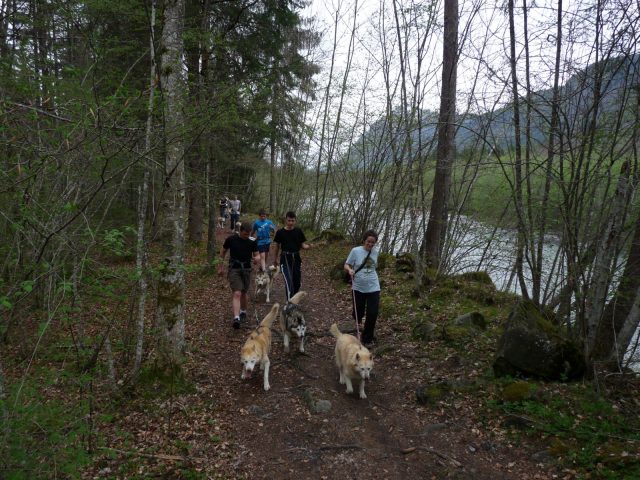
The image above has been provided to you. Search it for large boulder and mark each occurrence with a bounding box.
[493,300,585,380]
[313,229,347,244]
[395,252,415,272]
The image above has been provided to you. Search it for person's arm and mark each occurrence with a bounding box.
[344,261,355,280]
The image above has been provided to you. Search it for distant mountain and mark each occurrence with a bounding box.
[456,53,640,153]
[350,54,640,164]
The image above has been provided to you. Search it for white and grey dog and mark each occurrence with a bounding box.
[255,265,278,303]
[280,291,307,353]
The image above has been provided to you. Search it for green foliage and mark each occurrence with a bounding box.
[101,226,136,258]
[135,364,196,399]
[1,377,93,479]
[491,385,640,477]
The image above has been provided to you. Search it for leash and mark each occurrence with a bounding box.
[351,284,361,341]
[281,251,295,302]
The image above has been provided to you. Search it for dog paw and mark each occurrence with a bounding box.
[346,387,353,394]
[264,384,270,391]
[359,392,367,399]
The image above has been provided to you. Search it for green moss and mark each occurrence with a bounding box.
[377,252,394,270]
[136,364,196,398]
[502,381,535,402]
[416,382,451,405]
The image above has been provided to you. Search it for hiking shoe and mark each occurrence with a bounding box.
[232,317,240,329]
[239,311,247,323]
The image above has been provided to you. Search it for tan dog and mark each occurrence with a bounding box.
[255,265,279,303]
[330,323,374,399]
[240,303,279,391]
[280,291,307,353]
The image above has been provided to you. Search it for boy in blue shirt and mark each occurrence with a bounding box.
[251,209,276,271]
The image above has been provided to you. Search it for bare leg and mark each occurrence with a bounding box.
[232,291,242,317]
[240,291,248,312]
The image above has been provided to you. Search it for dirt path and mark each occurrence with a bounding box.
[90,227,559,479]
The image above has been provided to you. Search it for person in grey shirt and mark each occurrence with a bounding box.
[344,230,380,346]
[229,196,241,232]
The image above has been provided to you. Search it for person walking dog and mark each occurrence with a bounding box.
[218,222,260,329]
[272,211,311,300]
[344,230,380,347]
[251,209,276,271]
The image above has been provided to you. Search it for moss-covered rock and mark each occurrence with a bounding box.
[441,324,476,343]
[416,382,450,405]
[412,321,437,341]
[493,300,585,380]
[501,381,535,402]
[453,311,487,330]
[377,252,394,270]
[395,252,415,272]
[329,261,348,282]
[455,271,495,286]
[313,229,347,244]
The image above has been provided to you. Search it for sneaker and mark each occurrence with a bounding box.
[239,311,247,323]
[232,317,240,329]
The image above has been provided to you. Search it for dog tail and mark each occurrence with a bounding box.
[330,323,342,338]
[260,303,280,328]
[289,291,307,305]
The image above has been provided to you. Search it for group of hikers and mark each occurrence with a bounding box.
[217,199,381,347]
[218,196,242,231]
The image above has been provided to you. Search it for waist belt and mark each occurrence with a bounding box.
[282,251,299,255]
[230,259,252,269]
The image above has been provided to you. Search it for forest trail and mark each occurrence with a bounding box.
[89,226,557,479]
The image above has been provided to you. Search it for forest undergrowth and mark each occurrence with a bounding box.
[2,226,639,479]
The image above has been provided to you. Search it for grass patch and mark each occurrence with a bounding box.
[1,377,94,479]
[488,384,640,478]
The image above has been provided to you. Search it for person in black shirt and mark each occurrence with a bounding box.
[218,222,260,329]
[273,211,311,300]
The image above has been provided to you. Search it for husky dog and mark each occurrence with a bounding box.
[255,265,278,303]
[240,303,280,391]
[280,291,307,353]
[234,221,241,234]
[218,207,229,229]
[330,323,374,399]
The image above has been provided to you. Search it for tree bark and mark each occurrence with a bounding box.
[423,0,458,270]
[155,0,187,372]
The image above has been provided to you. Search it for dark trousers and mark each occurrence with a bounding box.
[280,252,302,300]
[352,290,380,344]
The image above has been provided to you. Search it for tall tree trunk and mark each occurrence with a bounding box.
[155,0,187,372]
[504,0,530,300]
[585,161,633,357]
[131,0,158,381]
[311,7,339,230]
[591,209,640,366]
[423,0,458,270]
[535,0,563,306]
